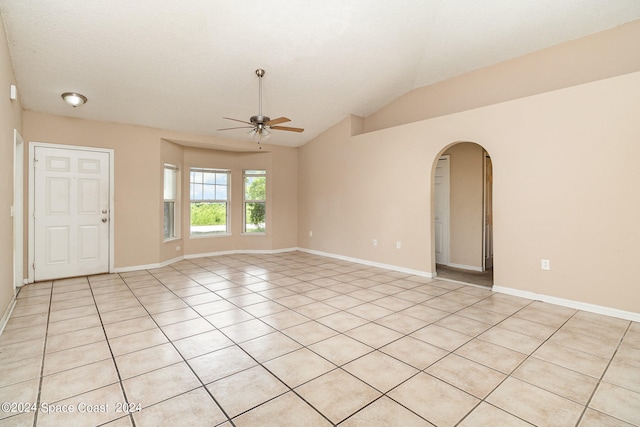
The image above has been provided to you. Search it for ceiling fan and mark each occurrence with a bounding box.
[218,69,304,144]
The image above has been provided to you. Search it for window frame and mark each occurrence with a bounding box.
[163,163,179,241]
[189,167,231,237]
[242,169,267,235]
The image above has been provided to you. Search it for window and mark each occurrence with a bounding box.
[243,169,266,233]
[190,168,230,236]
[163,164,178,240]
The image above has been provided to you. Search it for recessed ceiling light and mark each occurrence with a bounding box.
[61,92,87,107]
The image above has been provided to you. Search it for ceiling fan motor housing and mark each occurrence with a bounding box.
[250,115,270,125]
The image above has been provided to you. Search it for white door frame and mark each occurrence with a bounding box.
[482,152,493,271]
[13,130,24,291]
[28,142,115,283]
[434,155,451,267]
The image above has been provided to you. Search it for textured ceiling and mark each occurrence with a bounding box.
[2,0,640,147]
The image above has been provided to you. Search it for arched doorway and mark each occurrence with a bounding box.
[432,142,493,287]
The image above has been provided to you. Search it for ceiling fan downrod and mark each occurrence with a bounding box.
[252,69,268,124]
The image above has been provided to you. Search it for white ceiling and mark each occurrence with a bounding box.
[2,0,639,147]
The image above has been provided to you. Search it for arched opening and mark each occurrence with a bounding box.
[432,142,493,287]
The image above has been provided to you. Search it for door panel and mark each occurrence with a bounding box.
[34,146,110,281]
[47,227,69,263]
[79,225,100,261]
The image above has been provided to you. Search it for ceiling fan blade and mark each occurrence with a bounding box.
[223,117,253,125]
[271,125,304,133]
[218,126,255,131]
[265,117,290,126]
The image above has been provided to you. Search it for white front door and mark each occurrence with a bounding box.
[33,146,111,281]
[434,155,450,265]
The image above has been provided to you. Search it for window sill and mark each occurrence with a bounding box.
[241,232,266,237]
[163,237,181,243]
[190,233,232,239]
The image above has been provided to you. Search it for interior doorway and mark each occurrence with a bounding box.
[433,142,493,287]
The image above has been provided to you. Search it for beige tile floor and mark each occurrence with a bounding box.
[0,251,639,426]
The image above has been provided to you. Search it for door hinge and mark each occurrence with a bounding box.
[32,262,35,270]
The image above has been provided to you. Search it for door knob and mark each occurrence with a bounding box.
[102,218,108,223]
[102,209,108,214]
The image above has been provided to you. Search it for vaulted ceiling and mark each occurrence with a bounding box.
[2,0,639,147]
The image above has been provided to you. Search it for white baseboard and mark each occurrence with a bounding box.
[0,296,17,337]
[445,263,484,272]
[432,276,494,291]
[297,248,435,279]
[113,248,638,323]
[184,247,298,260]
[493,285,640,322]
[114,255,183,273]
[114,248,299,273]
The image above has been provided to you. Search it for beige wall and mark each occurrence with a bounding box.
[23,112,298,270]
[298,116,432,268]
[364,20,640,133]
[298,70,640,313]
[24,112,162,268]
[0,17,23,323]
[443,143,485,269]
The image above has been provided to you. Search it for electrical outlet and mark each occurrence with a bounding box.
[373,239,377,246]
[541,259,550,270]
[176,245,181,251]
[396,241,401,249]
[309,231,313,237]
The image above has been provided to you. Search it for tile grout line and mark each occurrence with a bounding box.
[455,303,629,426]
[574,320,633,426]
[171,254,637,424]
[218,265,465,425]
[450,298,564,427]
[31,280,53,427]
[188,258,336,426]
[130,262,238,427]
[178,256,413,425]
[337,293,507,425]
[331,276,512,424]
[185,256,497,425]
[88,274,137,427]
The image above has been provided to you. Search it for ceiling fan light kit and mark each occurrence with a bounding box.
[218,69,304,147]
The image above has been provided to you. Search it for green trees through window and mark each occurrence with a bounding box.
[244,170,266,233]
[185,168,266,236]
[190,168,229,235]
